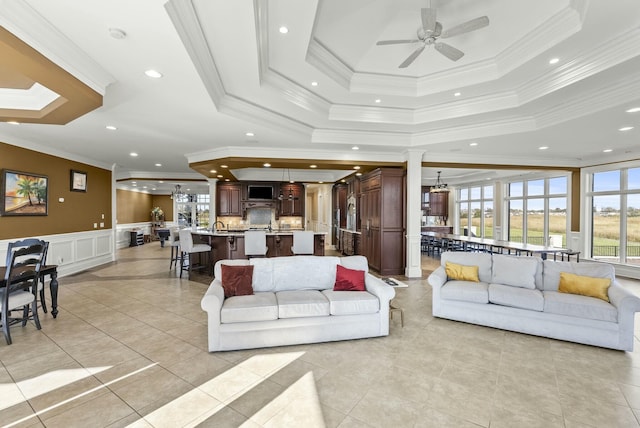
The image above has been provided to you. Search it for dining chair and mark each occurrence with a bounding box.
[244,230,268,257]
[178,229,211,277]
[7,238,50,315]
[291,231,315,255]
[1,239,47,344]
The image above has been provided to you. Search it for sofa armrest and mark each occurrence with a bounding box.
[364,274,396,306]
[428,266,447,289]
[609,282,640,314]
[201,279,225,352]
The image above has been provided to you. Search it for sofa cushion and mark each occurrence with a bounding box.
[250,258,275,292]
[276,290,330,318]
[221,265,254,298]
[543,260,615,292]
[441,281,489,304]
[558,272,611,302]
[272,256,341,292]
[543,291,618,322]
[322,290,379,315]
[221,292,278,323]
[491,254,540,289]
[334,265,366,291]
[445,261,479,282]
[489,283,544,311]
[339,255,369,273]
[441,252,493,283]
[214,259,250,281]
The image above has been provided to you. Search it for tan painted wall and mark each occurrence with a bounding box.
[152,195,173,221]
[116,189,152,223]
[0,142,111,240]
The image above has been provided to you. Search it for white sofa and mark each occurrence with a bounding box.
[201,255,396,352]
[428,251,640,351]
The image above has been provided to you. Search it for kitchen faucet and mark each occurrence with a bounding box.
[213,220,226,231]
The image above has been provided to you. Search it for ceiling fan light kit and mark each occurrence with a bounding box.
[376,6,489,68]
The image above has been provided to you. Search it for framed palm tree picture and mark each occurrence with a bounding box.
[0,169,48,216]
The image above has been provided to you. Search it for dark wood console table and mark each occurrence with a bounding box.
[0,265,59,318]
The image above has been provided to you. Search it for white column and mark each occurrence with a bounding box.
[208,178,218,226]
[405,149,424,278]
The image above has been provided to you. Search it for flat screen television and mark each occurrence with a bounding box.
[248,185,273,200]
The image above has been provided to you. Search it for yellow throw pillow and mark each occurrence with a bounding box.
[558,272,611,302]
[445,262,480,282]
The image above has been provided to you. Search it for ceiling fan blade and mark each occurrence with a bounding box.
[377,39,419,45]
[399,44,426,68]
[435,42,464,61]
[421,8,437,34]
[440,16,489,38]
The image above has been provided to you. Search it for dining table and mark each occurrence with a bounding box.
[0,265,59,318]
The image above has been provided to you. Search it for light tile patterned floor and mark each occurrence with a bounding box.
[1,244,640,427]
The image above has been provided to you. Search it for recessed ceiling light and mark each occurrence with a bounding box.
[130,152,138,157]
[626,107,640,113]
[143,186,148,189]
[7,121,19,125]
[355,172,362,176]
[221,165,228,168]
[187,189,191,191]
[217,174,223,178]
[132,184,137,187]
[155,163,162,167]
[263,163,271,167]
[152,188,156,191]
[454,92,461,97]
[144,69,163,78]
[549,58,559,65]
[109,28,127,39]
[131,181,137,184]
[538,146,549,150]
[210,169,217,174]
[245,132,254,137]
[353,166,360,170]
[318,181,324,184]
[374,99,381,103]
[225,178,230,182]
[279,26,288,34]
[158,180,164,183]
[603,149,613,153]
[341,179,346,183]
[619,126,634,131]
[310,164,317,168]
[106,125,117,130]
[469,142,478,146]
[352,146,359,150]
[311,81,318,86]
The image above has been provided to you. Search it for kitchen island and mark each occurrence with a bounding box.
[190,230,326,272]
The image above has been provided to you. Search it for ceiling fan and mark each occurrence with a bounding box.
[376,6,489,68]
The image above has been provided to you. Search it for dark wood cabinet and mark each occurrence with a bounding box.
[332,184,347,246]
[217,183,241,216]
[358,168,405,276]
[279,183,304,216]
[422,186,449,220]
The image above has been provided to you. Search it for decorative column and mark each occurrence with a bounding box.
[208,178,218,226]
[405,149,425,278]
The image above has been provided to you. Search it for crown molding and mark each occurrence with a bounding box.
[0,0,114,95]
[263,68,331,114]
[306,38,353,90]
[312,129,411,146]
[165,0,225,107]
[254,0,268,84]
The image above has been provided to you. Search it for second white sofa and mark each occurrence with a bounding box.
[428,251,640,351]
[201,255,396,352]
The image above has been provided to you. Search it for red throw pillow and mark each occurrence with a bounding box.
[221,265,254,298]
[334,264,366,291]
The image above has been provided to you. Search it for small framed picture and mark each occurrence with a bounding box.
[70,170,87,192]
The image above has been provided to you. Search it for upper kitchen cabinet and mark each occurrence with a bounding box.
[217,183,242,216]
[278,183,304,216]
[422,186,448,220]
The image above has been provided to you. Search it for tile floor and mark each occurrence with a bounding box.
[2,244,640,427]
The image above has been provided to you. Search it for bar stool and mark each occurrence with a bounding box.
[291,231,315,255]
[244,230,268,257]
[168,228,181,270]
[178,229,211,277]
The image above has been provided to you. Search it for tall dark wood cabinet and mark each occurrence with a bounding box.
[279,183,304,216]
[217,183,242,216]
[358,168,405,276]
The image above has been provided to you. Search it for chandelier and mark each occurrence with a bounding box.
[170,184,185,199]
[278,169,295,200]
[430,171,449,193]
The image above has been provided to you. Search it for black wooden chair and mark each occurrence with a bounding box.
[1,239,48,344]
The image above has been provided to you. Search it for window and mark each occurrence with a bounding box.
[176,193,210,228]
[588,167,640,265]
[457,185,494,238]
[505,175,569,246]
